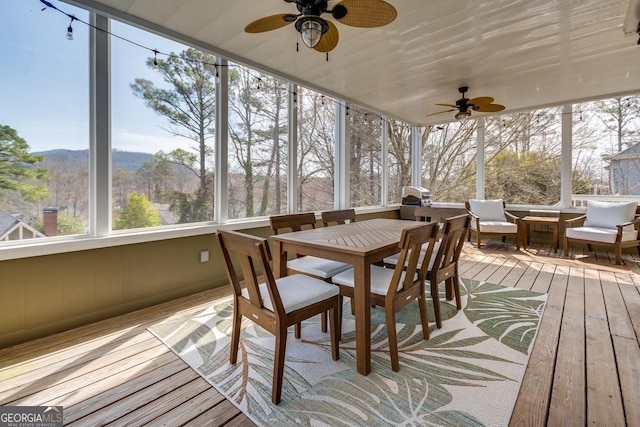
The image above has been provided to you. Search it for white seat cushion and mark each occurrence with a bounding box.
[583,200,637,230]
[383,241,440,270]
[241,274,339,314]
[566,226,638,244]
[287,255,351,278]
[470,221,517,234]
[469,199,507,221]
[332,265,417,296]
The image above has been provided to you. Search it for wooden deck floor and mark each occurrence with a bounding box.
[1,241,639,426]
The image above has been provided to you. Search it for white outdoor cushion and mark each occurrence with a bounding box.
[332,265,418,296]
[287,255,351,278]
[468,199,507,221]
[241,274,339,314]
[383,241,440,270]
[583,200,637,230]
[470,221,517,234]
[566,226,638,244]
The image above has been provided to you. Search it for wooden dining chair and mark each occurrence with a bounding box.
[270,212,351,335]
[321,208,356,226]
[426,214,471,328]
[217,230,340,405]
[331,222,439,372]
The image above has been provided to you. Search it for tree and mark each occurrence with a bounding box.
[297,88,335,211]
[420,122,477,203]
[349,111,382,207]
[136,152,179,203]
[130,48,216,222]
[595,96,640,153]
[387,119,412,202]
[114,192,162,230]
[0,124,49,202]
[228,68,287,218]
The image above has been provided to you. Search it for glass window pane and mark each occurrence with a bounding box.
[421,122,476,203]
[112,21,216,230]
[387,119,412,204]
[227,64,288,219]
[297,88,335,212]
[0,3,89,242]
[484,108,562,205]
[349,107,381,207]
[573,97,640,204]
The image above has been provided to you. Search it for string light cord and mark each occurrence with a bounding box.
[39,0,405,128]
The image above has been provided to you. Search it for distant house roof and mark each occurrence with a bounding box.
[0,209,20,236]
[0,208,45,241]
[609,142,640,161]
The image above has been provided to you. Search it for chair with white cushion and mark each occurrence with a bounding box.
[382,215,470,329]
[217,230,339,405]
[564,200,640,265]
[426,214,471,328]
[466,199,520,250]
[270,212,351,336]
[332,222,439,371]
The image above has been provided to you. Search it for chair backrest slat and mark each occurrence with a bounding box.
[217,230,285,316]
[270,212,317,235]
[431,214,471,274]
[321,209,356,226]
[389,222,439,298]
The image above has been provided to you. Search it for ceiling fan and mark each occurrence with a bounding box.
[427,86,506,123]
[244,0,397,53]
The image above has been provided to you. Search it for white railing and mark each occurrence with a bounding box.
[571,194,640,207]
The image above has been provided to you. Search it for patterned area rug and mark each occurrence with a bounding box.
[149,279,546,426]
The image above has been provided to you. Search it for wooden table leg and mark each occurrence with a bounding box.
[523,221,529,250]
[353,258,371,376]
[553,222,558,253]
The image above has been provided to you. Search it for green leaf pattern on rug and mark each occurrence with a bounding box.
[463,278,546,355]
[148,280,547,426]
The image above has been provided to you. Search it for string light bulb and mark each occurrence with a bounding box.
[152,49,159,71]
[66,16,75,40]
[214,65,220,83]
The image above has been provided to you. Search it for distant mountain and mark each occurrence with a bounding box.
[33,149,154,173]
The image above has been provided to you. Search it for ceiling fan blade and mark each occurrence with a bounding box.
[314,20,339,52]
[334,0,397,28]
[245,14,294,33]
[435,103,458,109]
[468,96,495,106]
[426,108,456,117]
[475,103,506,113]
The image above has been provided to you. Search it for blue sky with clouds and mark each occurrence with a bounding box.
[1,0,191,154]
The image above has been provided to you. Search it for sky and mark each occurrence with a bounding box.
[1,0,192,154]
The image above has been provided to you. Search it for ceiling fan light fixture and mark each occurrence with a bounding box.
[455,110,471,123]
[295,16,328,48]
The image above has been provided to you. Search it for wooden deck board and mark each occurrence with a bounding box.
[508,261,567,426]
[1,242,639,426]
[547,267,586,426]
[584,270,626,426]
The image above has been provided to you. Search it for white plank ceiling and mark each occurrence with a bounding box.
[67,0,640,125]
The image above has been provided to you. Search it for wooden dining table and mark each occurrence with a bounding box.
[271,218,425,375]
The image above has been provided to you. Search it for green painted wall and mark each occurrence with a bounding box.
[0,210,395,348]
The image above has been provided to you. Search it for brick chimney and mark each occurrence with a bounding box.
[43,207,58,237]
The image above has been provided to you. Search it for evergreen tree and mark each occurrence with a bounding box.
[130,48,216,222]
[0,124,49,202]
[114,192,162,230]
